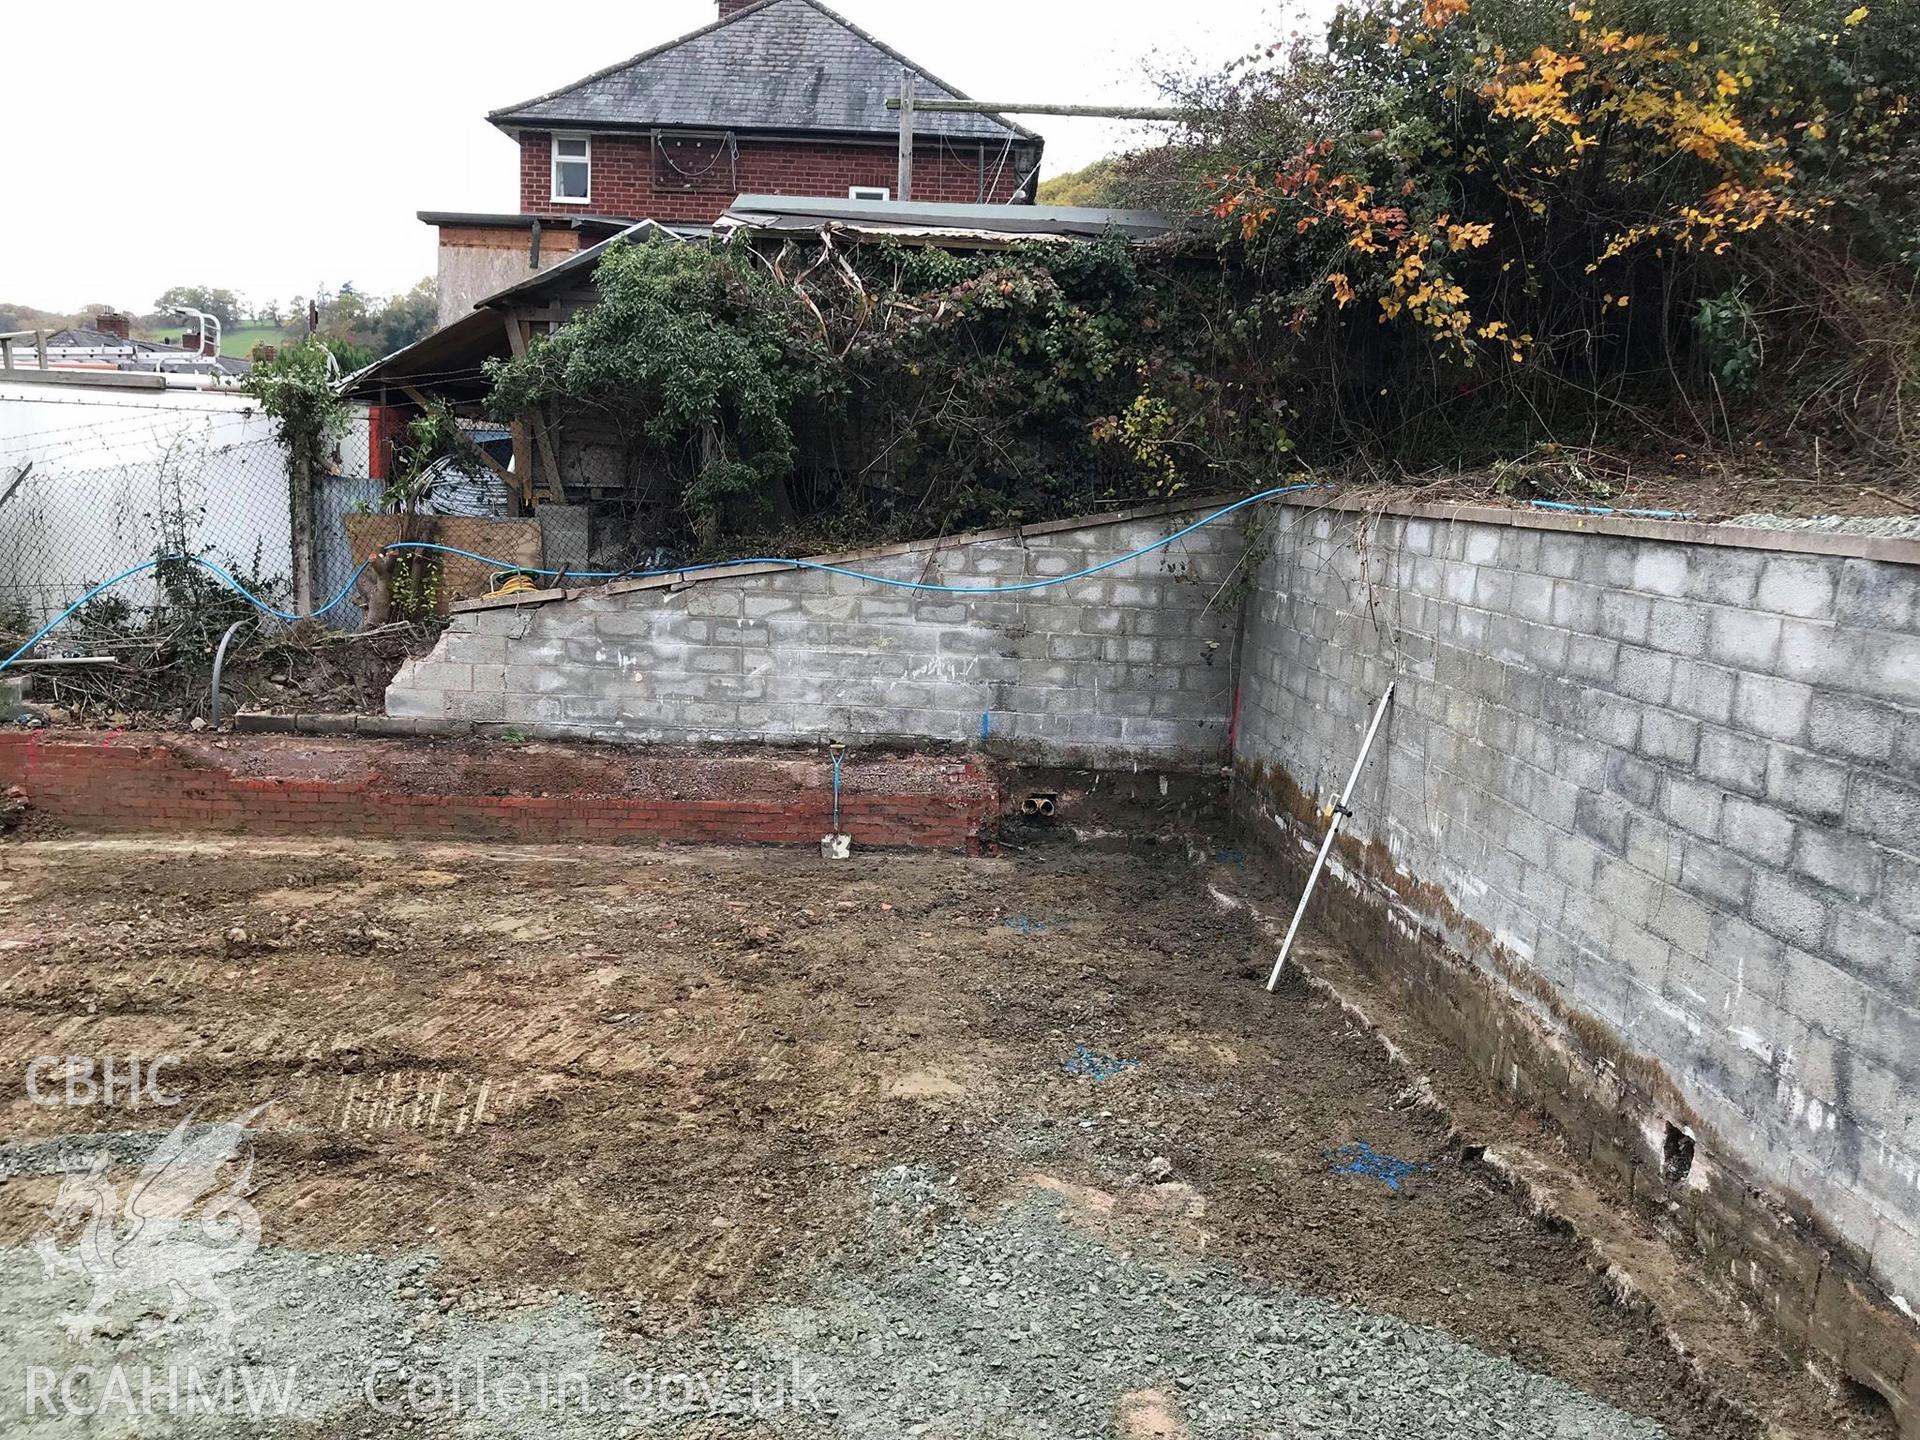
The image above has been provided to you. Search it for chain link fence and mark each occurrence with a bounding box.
[0,389,379,635]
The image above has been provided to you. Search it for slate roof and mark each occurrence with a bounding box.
[488,0,1037,145]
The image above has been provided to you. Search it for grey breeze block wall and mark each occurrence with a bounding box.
[387,499,1249,764]
[1234,499,1920,1313]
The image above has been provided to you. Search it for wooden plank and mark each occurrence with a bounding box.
[508,421,533,513]
[506,318,566,503]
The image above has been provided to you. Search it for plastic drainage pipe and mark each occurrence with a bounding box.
[1266,682,1396,990]
[208,617,254,728]
[1529,499,1697,520]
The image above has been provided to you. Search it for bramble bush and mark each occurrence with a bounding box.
[1126,0,1920,478]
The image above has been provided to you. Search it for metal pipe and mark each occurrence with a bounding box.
[1267,682,1395,989]
[209,618,253,728]
[1020,797,1039,816]
[1036,798,1056,817]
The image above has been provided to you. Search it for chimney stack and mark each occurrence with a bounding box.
[93,310,131,340]
[717,0,758,16]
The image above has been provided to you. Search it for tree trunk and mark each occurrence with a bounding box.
[289,442,315,615]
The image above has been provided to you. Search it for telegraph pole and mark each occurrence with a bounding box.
[888,95,1189,203]
[896,69,916,202]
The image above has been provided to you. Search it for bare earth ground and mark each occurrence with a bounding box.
[0,837,1884,1437]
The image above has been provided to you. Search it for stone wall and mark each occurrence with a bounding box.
[387,499,1248,765]
[1232,498,1920,1416]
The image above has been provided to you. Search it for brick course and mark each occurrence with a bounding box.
[518,130,1027,224]
[0,734,999,853]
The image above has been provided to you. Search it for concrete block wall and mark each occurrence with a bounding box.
[1233,499,1920,1378]
[387,500,1248,765]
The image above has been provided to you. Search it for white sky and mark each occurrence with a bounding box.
[4,0,1314,315]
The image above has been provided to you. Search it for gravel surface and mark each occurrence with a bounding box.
[1724,511,1920,538]
[0,1163,1667,1439]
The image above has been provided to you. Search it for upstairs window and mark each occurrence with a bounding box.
[551,136,590,203]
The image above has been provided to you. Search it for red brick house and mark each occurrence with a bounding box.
[427,0,1043,321]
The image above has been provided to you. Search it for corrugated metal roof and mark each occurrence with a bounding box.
[716,195,1175,242]
[338,309,510,403]
[488,0,1036,144]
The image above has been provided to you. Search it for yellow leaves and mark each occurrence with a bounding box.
[1445,219,1494,250]
[1568,5,1593,19]
[1715,69,1741,99]
[1844,6,1868,24]
[1328,272,1356,306]
[1421,0,1470,29]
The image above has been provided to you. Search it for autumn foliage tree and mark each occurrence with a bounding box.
[1135,0,1920,479]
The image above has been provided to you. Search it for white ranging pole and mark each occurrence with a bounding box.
[1266,682,1396,990]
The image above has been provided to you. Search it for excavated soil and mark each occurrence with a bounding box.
[0,836,1877,1436]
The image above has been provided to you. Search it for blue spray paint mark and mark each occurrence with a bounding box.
[980,711,992,742]
[1213,847,1245,865]
[1004,916,1053,935]
[1063,1044,1140,1082]
[1326,1141,1428,1192]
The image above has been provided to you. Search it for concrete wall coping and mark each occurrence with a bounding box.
[448,492,1253,615]
[449,485,1920,617]
[1293,491,1920,567]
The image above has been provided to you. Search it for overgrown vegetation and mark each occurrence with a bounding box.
[1114,0,1920,482]
[484,234,1288,553]
[248,340,352,462]
[484,0,1915,554]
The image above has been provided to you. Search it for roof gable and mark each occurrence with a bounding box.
[488,0,1036,144]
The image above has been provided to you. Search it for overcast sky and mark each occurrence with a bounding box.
[5,0,1312,315]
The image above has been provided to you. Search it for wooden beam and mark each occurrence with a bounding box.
[506,318,565,503]
[509,420,534,512]
[885,98,1188,120]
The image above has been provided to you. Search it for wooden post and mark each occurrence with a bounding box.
[896,69,916,202]
[289,441,316,615]
[509,420,534,513]
[507,317,565,503]
[33,330,47,371]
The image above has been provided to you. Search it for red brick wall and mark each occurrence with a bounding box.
[517,131,1030,224]
[0,734,1000,853]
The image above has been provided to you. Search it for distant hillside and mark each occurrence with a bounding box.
[1037,158,1129,208]
[135,322,300,358]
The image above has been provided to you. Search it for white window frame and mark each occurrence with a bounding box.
[551,134,592,205]
[848,185,891,202]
